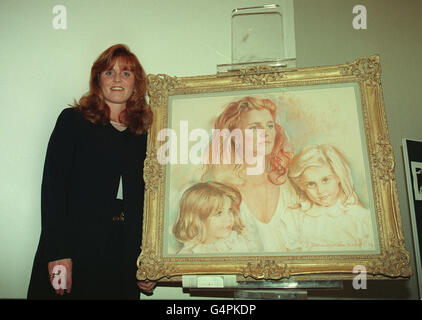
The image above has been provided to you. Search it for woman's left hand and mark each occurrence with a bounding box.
[137,281,156,294]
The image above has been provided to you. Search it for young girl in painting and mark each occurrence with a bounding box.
[173,181,255,254]
[282,144,375,252]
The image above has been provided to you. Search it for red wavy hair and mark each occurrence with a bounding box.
[73,44,152,135]
[211,96,293,185]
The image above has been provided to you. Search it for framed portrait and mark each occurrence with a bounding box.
[137,55,412,282]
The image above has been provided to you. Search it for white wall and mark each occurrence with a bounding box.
[0,0,420,299]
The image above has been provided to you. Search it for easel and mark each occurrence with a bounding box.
[182,275,343,300]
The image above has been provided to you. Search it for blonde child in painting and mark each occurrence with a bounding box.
[173,181,256,254]
[281,144,375,252]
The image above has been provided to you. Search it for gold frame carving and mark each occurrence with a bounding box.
[137,55,412,282]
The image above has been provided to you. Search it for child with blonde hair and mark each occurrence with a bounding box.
[281,144,375,252]
[173,181,255,254]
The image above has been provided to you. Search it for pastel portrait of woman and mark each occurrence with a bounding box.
[202,96,299,252]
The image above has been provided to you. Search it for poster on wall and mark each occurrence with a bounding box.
[403,138,422,298]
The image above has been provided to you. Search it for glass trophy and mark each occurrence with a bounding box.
[217,4,296,72]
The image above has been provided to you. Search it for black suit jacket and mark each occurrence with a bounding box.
[28,108,147,299]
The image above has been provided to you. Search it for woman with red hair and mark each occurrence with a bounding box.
[204,96,298,252]
[28,44,155,299]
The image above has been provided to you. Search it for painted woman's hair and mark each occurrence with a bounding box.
[287,144,359,210]
[173,181,244,244]
[203,96,292,185]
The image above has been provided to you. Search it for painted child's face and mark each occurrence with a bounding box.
[300,164,341,207]
[239,109,276,156]
[204,196,235,244]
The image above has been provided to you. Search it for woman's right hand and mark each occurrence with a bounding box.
[48,258,72,295]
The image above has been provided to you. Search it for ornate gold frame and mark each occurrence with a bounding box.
[136,55,412,282]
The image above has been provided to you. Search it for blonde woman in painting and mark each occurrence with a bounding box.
[173,181,256,254]
[203,96,298,252]
[282,144,375,252]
